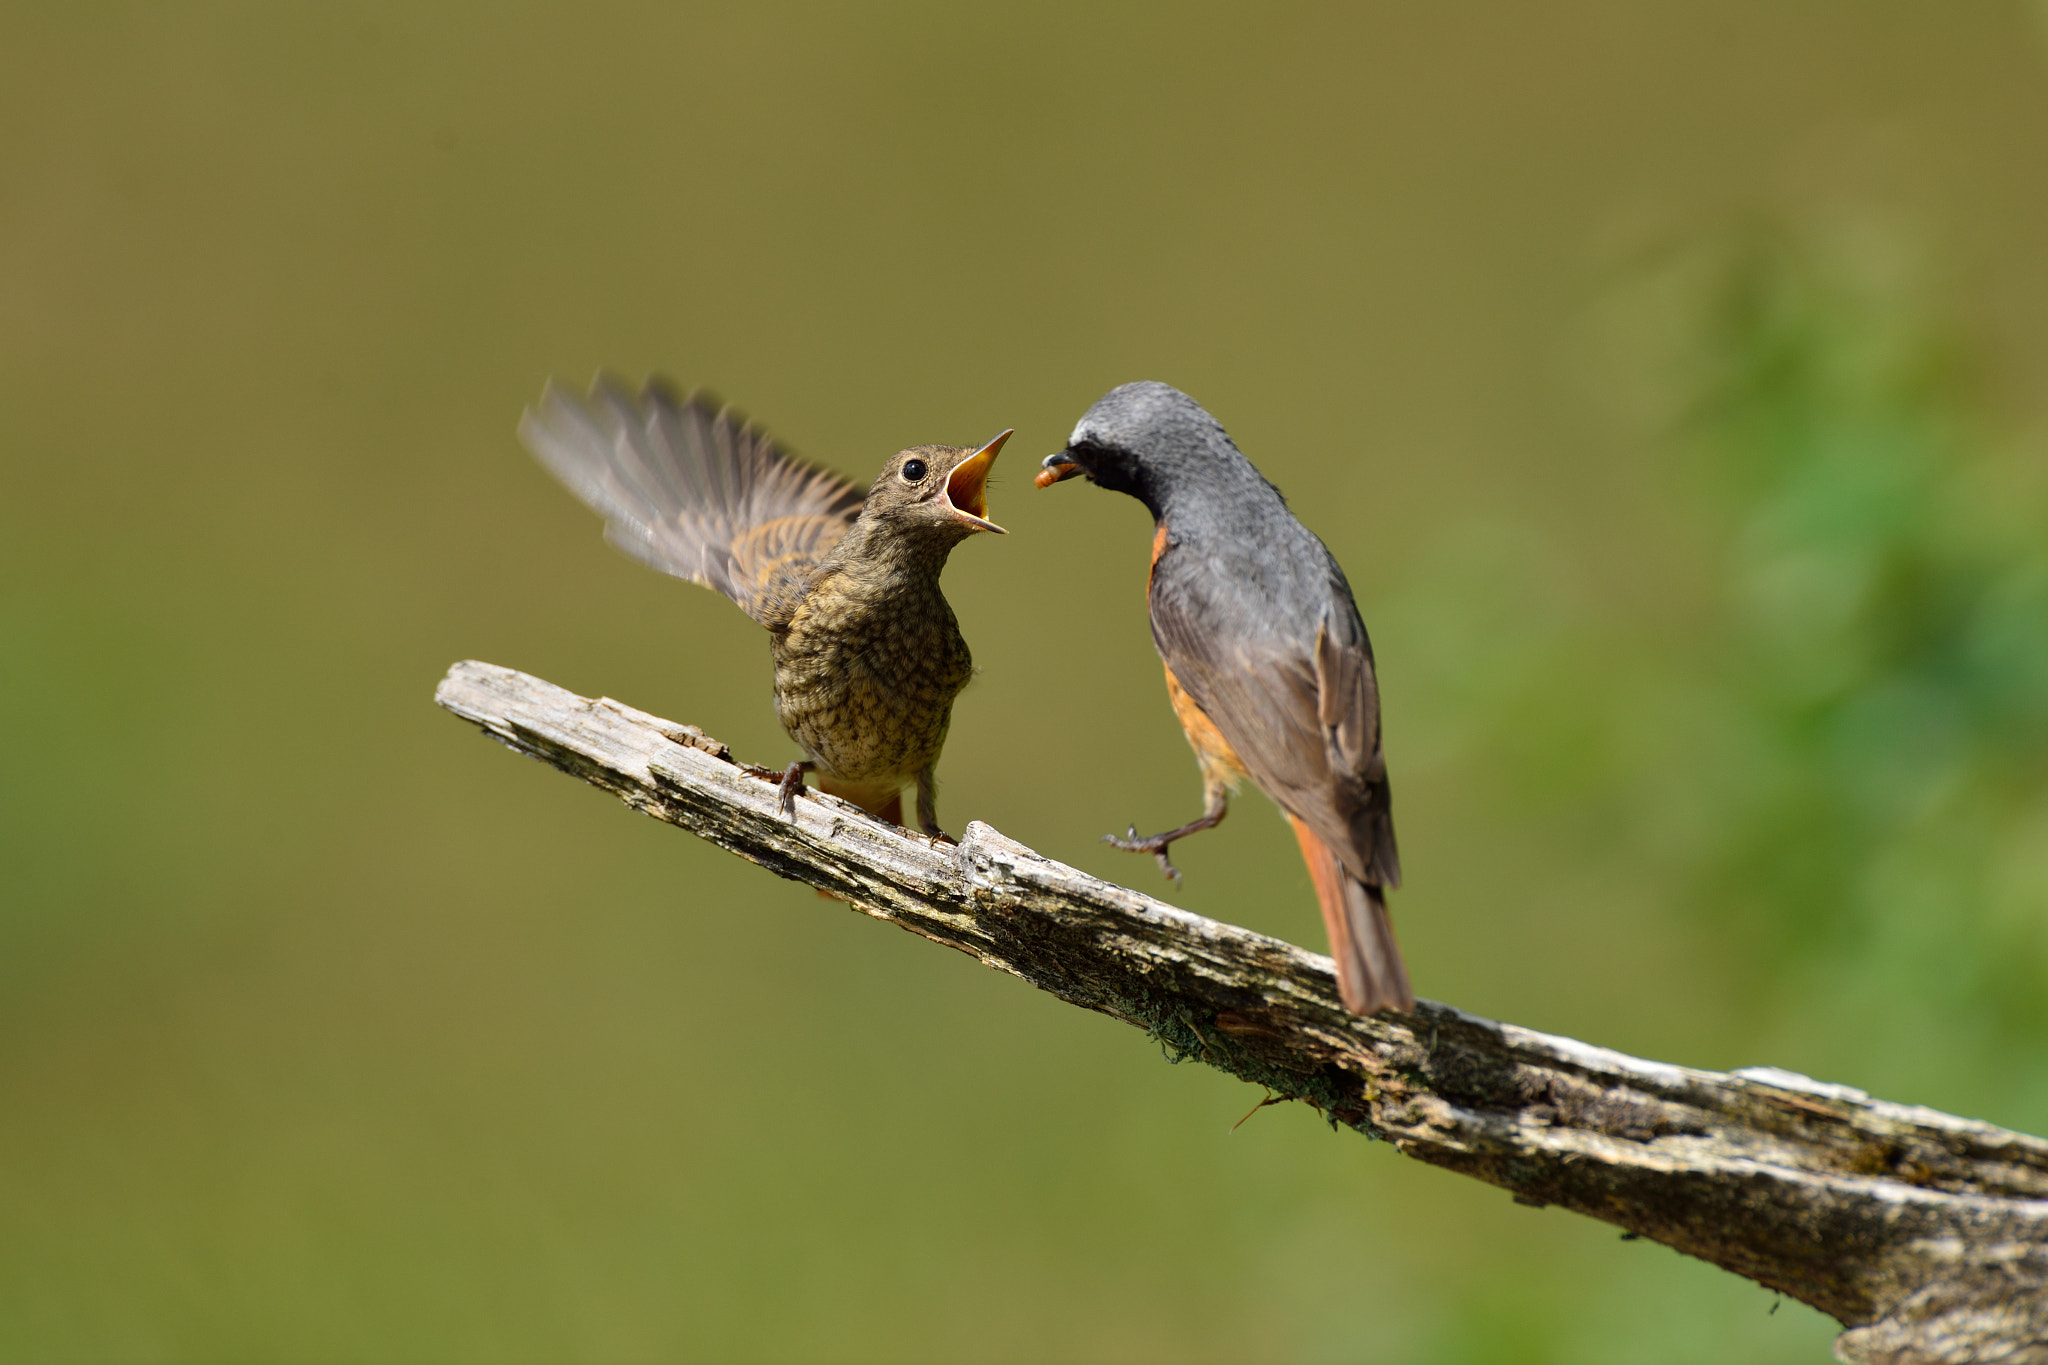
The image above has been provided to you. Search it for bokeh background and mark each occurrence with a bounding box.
[5,4,2048,1361]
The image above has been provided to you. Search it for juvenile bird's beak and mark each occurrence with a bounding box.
[1036,450,1084,488]
[945,429,1009,533]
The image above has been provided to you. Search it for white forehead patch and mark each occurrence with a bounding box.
[1068,415,1098,447]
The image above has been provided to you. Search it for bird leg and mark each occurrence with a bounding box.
[1102,791,1229,883]
[776,761,814,819]
[915,766,954,846]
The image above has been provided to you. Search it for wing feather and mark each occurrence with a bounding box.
[519,375,865,623]
[1150,547,1400,889]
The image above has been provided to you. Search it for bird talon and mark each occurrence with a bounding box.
[775,761,809,821]
[1099,825,1187,883]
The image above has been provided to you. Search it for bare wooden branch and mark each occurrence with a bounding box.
[435,659,2048,1363]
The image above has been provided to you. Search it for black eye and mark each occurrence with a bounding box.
[901,458,928,483]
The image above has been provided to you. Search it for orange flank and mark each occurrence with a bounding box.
[1163,663,1250,793]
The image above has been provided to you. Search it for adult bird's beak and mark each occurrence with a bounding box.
[1036,449,1084,488]
[945,429,1009,533]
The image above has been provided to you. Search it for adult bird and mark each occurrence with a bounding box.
[521,375,1008,838]
[1037,381,1411,1014]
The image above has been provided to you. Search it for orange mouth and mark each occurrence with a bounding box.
[946,429,1009,532]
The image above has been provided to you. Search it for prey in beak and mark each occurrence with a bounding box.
[1036,449,1085,488]
[945,429,1010,533]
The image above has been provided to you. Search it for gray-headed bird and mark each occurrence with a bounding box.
[1038,381,1410,1014]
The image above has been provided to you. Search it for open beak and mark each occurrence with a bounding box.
[944,429,1009,533]
[1035,450,1085,488]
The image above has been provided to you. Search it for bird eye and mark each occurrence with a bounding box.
[901,458,928,483]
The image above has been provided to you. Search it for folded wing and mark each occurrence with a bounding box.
[1150,551,1409,1012]
[1148,555,1399,890]
[519,376,866,624]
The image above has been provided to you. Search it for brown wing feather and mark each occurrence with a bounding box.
[518,375,865,623]
[1148,548,1400,890]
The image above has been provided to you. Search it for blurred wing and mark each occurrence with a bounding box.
[518,375,865,623]
[1149,555,1400,888]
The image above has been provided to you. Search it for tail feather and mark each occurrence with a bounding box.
[1289,816,1415,1015]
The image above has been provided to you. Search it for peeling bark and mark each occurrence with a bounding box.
[435,660,2048,1363]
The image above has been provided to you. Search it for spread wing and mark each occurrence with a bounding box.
[1149,547,1400,889]
[519,375,866,624]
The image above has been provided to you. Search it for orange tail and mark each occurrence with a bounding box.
[1289,816,1415,1015]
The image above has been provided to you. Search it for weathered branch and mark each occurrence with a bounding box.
[436,660,2048,1363]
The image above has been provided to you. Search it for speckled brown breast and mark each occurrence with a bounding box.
[769,562,973,791]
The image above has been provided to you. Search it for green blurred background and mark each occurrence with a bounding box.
[5,4,2048,1361]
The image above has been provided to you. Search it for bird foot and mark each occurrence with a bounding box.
[776,761,809,819]
[921,827,957,848]
[1102,825,1184,884]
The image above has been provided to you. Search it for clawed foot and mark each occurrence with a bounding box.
[776,761,809,819]
[1103,825,1184,883]
[921,826,958,848]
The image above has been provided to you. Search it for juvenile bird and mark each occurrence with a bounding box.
[1037,382,1411,1015]
[520,375,1008,837]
